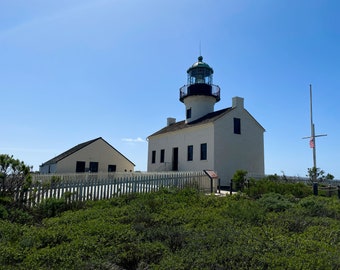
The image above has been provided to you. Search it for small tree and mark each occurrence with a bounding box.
[232,170,248,191]
[325,173,334,180]
[0,154,32,205]
[307,167,324,182]
[307,167,334,182]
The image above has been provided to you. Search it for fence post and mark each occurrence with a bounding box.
[338,186,340,200]
[313,182,318,196]
[230,180,233,195]
[327,185,332,197]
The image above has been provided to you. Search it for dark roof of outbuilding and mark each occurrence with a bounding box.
[40,137,135,166]
[148,107,233,137]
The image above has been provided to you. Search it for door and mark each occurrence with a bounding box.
[172,147,178,171]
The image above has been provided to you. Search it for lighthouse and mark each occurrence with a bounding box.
[147,55,265,187]
[179,56,220,123]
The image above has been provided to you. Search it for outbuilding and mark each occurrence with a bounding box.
[40,137,135,174]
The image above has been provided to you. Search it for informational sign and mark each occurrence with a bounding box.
[204,170,218,179]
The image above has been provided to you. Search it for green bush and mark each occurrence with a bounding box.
[246,179,312,198]
[35,198,68,218]
[0,205,8,219]
[225,196,265,225]
[298,196,340,218]
[232,169,247,191]
[8,208,33,224]
[257,193,294,212]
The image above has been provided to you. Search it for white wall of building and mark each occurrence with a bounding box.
[213,105,265,185]
[147,97,265,187]
[184,95,216,123]
[147,123,215,172]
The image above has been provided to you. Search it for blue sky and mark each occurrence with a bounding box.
[1,0,339,179]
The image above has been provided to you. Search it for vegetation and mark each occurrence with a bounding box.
[232,169,248,191]
[307,167,334,182]
[0,154,33,218]
[1,157,339,269]
[0,154,32,204]
[0,181,339,269]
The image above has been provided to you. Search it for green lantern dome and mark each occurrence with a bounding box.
[186,56,214,85]
[187,56,214,74]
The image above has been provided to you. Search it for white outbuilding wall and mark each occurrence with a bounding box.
[56,139,134,173]
[40,138,134,174]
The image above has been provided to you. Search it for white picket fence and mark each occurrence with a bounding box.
[22,171,215,206]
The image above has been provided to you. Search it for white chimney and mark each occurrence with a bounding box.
[232,96,244,109]
[167,117,176,126]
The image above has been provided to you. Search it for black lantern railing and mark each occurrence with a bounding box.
[179,83,220,102]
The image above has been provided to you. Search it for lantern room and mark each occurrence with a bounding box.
[180,56,220,103]
[187,55,213,84]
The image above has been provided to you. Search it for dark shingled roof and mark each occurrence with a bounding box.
[40,137,135,166]
[149,107,233,137]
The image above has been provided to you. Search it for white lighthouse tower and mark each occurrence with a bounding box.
[179,56,220,123]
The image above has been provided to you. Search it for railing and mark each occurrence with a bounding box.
[19,171,215,207]
[179,84,220,101]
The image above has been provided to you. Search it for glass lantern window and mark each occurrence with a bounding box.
[188,68,213,85]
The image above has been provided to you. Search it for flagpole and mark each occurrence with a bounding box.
[310,85,317,172]
[303,84,327,182]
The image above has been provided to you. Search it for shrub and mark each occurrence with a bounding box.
[0,154,32,206]
[34,193,84,219]
[298,196,340,218]
[246,179,312,199]
[0,204,8,219]
[8,208,33,224]
[232,169,248,191]
[1,187,340,269]
[224,196,265,225]
[257,193,294,212]
[36,198,68,218]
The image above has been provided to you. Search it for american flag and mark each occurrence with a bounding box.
[309,138,315,148]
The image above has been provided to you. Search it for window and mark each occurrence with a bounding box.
[152,150,156,164]
[200,143,207,160]
[234,118,241,134]
[108,165,116,172]
[186,108,192,119]
[89,162,99,173]
[172,147,178,171]
[160,149,165,163]
[187,145,193,161]
[76,161,85,173]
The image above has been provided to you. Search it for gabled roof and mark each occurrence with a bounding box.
[40,137,135,166]
[148,107,233,137]
[149,106,266,138]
